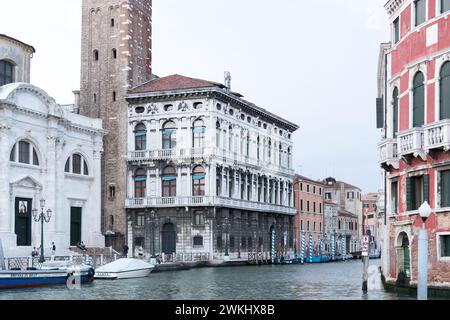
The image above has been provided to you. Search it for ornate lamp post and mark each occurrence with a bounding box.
[418,201,432,300]
[32,199,52,263]
[150,210,157,259]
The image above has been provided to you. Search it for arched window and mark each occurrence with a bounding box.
[0,60,14,86]
[162,121,177,150]
[93,50,99,61]
[268,139,272,163]
[192,166,206,196]
[279,145,282,165]
[246,133,250,157]
[9,140,40,166]
[288,147,292,169]
[440,61,450,120]
[162,166,177,197]
[134,123,147,151]
[393,87,399,137]
[413,71,425,128]
[192,119,205,148]
[257,136,260,160]
[216,121,221,148]
[134,168,146,198]
[64,153,89,175]
[228,125,233,152]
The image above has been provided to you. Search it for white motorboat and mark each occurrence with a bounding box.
[94,258,154,280]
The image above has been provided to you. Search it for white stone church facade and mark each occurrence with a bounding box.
[0,35,105,257]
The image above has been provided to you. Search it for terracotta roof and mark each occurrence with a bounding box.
[295,175,326,186]
[129,74,227,94]
[338,210,358,218]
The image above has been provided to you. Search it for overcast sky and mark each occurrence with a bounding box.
[1,0,389,193]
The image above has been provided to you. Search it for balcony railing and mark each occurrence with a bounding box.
[398,127,426,160]
[424,119,450,152]
[127,147,295,175]
[378,139,399,169]
[125,196,297,215]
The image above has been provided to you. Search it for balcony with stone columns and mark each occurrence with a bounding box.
[125,196,297,215]
[424,119,450,155]
[127,147,295,176]
[398,127,426,162]
[378,138,399,170]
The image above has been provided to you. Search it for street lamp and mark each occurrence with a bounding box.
[418,201,432,300]
[150,210,157,259]
[32,199,52,263]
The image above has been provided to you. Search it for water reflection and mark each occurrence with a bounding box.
[0,260,415,300]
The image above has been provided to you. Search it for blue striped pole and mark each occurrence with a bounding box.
[342,235,346,261]
[318,234,322,259]
[331,234,335,261]
[271,228,276,264]
[300,232,305,264]
[309,233,313,263]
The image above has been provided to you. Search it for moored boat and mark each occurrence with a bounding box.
[0,265,95,290]
[94,258,154,280]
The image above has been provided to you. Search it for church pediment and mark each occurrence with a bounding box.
[10,176,43,191]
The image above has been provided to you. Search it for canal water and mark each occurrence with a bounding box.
[0,260,415,300]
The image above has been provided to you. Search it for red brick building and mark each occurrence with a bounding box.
[294,175,325,255]
[379,0,450,291]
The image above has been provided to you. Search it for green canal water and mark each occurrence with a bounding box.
[0,260,416,300]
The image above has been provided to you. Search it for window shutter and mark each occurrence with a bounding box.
[376,97,384,129]
[423,174,430,204]
[441,171,450,207]
[406,177,414,211]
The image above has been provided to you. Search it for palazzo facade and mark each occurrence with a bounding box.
[124,74,299,261]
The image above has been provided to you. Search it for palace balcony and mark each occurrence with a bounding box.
[125,196,297,215]
[424,119,450,153]
[378,138,399,169]
[127,148,295,176]
[398,127,426,161]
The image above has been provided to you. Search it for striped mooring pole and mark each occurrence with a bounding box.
[271,228,276,264]
[309,233,313,263]
[342,235,346,261]
[331,234,335,261]
[318,234,322,258]
[300,232,305,264]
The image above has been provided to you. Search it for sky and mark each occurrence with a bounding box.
[1,0,390,193]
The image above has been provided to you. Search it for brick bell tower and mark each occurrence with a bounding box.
[79,0,152,250]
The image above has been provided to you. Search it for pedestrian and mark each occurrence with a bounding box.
[31,247,38,257]
[123,244,129,257]
[51,242,56,256]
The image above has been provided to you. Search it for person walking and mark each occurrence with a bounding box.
[123,244,129,258]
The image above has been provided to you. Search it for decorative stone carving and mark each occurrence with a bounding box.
[147,104,158,115]
[178,101,189,112]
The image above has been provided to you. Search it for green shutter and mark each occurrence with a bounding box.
[406,177,414,211]
[441,171,450,207]
[423,174,430,204]
[413,72,425,127]
[440,62,450,120]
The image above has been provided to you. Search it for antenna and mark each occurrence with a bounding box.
[224,71,231,91]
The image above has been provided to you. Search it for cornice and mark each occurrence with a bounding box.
[126,88,299,133]
[385,0,407,17]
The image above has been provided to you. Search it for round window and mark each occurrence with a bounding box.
[135,107,145,114]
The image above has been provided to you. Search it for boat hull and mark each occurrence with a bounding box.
[94,267,153,280]
[0,268,95,290]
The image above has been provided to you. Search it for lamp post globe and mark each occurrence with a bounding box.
[418,201,432,225]
[418,201,431,300]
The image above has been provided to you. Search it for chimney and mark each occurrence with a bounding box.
[73,90,80,114]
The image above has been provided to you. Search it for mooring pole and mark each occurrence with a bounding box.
[362,231,370,292]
